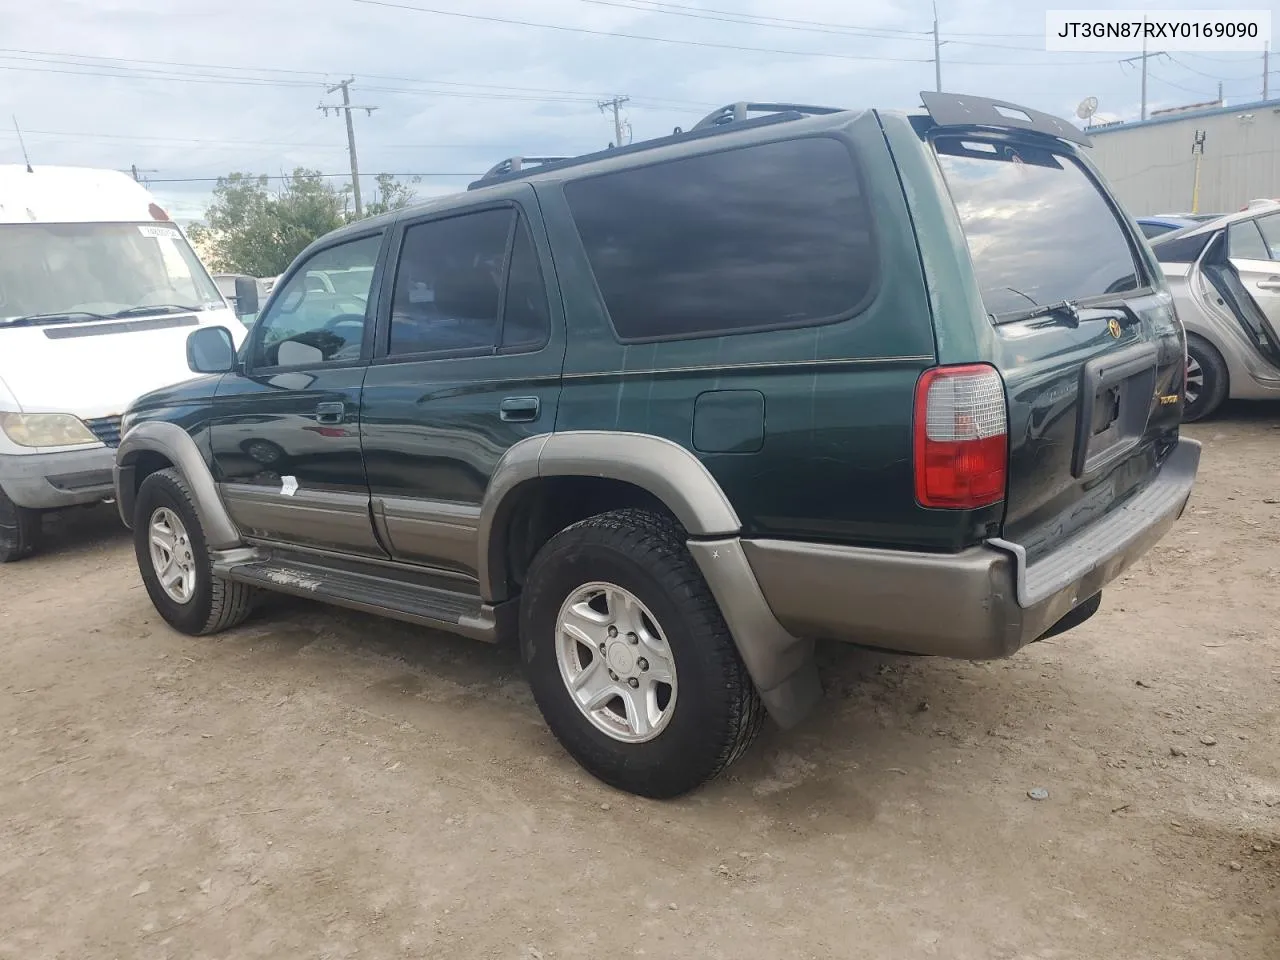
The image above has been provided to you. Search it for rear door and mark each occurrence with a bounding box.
[1226,212,1280,339]
[930,133,1184,562]
[358,187,565,578]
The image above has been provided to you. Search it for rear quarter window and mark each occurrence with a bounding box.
[1152,229,1214,264]
[563,137,876,342]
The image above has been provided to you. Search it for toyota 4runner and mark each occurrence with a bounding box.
[115,94,1201,798]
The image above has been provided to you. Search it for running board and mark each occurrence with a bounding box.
[214,555,510,643]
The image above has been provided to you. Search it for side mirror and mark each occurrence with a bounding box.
[233,275,260,317]
[187,326,238,374]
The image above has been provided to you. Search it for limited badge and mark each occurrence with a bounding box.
[1107,318,1122,339]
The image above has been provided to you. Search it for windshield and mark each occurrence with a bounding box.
[0,222,223,322]
[934,137,1141,319]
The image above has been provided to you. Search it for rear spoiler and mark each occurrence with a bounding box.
[919,92,1092,148]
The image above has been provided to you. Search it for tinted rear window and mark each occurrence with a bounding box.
[564,137,875,341]
[934,138,1141,318]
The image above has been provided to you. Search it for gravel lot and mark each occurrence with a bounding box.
[2,407,1278,960]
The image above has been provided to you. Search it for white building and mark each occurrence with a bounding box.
[1087,97,1280,217]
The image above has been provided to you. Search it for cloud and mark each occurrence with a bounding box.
[0,0,1261,222]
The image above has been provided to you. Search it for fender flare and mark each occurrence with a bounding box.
[477,431,741,602]
[114,421,243,550]
[476,430,820,727]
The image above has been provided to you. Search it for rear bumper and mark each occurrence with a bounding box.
[0,448,117,509]
[743,438,1200,659]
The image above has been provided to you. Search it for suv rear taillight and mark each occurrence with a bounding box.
[913,364,1008,509]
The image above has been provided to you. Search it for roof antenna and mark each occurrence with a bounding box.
[12,116,33,172]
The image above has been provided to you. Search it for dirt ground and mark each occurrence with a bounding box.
[2,406,1278,960]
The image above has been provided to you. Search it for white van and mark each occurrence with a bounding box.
[0,165,250,561]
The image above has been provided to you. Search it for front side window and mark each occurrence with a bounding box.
[0,222,221,322]
[934,138,1141,319]
[565,137,876,341]
[252,234,382,368]
[387,209,550,356]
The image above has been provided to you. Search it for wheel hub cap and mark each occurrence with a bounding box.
[606,642,636,675]
[555,582,678,744]
[148,507,197,606]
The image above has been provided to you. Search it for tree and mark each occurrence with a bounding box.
[192,168,360,277]
[362,173,421,218]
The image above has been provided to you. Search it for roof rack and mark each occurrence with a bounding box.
[478,156,572,181]
[468,103,848,191]
[690,102,846,131]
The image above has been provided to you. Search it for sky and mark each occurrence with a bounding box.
[1,0,1274,223]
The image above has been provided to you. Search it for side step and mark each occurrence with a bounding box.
[215,555,511,643]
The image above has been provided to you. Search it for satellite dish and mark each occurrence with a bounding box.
[1076,96,1099,120]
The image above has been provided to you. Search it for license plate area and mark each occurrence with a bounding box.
[1071,343,1158,479]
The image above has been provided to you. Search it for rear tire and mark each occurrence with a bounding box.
[520,508,764,799]
[133,468,257,635]
[1183,336,1228,423]
[0,487,41,563]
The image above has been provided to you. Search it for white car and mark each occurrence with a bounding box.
[1151,206,1280,420]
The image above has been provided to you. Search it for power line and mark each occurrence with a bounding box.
[0,48,714,109]
[351,0,929,63]
[578,0,1050,49]
[350,0,1116,66]
[1167,55,1258,83]
[577,0,1043,38]
[1147,71,1213,98]
[146,172,475,184]
[0,128,509,149]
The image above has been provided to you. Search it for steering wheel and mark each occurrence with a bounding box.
[321,312,366,332]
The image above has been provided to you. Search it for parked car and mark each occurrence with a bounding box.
[0,164,249,562]
[1136,214,1221,240]
[114,94,1200,798]
[1150,206,1280,420]
[212,273,268,326]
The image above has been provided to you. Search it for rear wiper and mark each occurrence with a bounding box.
[0,310,111,328]
[993,299,1081,327]
[108,304,207,319]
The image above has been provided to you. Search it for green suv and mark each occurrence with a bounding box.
[115,94,1200,798]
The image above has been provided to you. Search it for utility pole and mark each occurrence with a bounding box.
[129,163,157,184]
[1264,42,1270,101]
[1217,80,1224,106]
[1190,130,1206,214]
[933,2,942,93]
[597,96,631,148]
[1120,36,1167,121]
[319,78,377,218]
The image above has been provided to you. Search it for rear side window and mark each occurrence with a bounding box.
[564,137,875,341]
[1152,228,1214,264]
[934,138,1141,319]
[386,209,550,357]
[1228,220,1270,260]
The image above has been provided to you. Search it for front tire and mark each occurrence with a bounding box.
[0,487,41,563]
[520,508,764,799]
[1183,336,1228,423]
[133,468,257,635]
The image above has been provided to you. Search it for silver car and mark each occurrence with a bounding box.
[1151,203,1280,421]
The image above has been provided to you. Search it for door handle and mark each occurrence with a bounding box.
[1257,278,1280,291]
[500,396,540,422]
[315,401,345,424]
